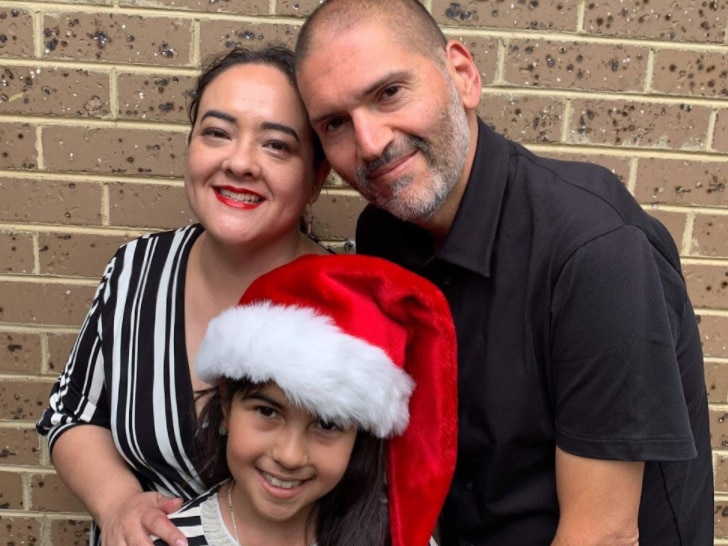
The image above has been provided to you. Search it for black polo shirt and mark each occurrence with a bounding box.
[356,119,713,545]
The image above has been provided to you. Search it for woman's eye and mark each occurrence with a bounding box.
[202,127,228,139]
[267,140,292,153]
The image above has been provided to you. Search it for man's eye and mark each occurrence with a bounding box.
[324,117,346,133]
[381,85,400,99]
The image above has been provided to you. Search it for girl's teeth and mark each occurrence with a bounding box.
[264,473,302,489]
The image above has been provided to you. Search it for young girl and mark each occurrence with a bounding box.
[155,254,458,546]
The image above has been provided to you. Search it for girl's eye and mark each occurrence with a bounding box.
[255,405,278,418]
[317,420,342,432]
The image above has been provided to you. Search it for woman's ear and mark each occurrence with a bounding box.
[444,39,482,111]
[310,159,331,205]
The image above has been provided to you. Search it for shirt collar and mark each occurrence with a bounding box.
[436,118,510,277]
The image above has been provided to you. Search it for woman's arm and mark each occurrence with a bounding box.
[52,425,187,546]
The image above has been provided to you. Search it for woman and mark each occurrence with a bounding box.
[36,45,330,546]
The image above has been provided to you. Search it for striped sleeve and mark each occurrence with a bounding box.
[35,248,121,452]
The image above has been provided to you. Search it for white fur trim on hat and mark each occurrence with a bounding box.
[195,302,415,438]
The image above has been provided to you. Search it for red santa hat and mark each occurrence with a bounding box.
[196,254,457,546]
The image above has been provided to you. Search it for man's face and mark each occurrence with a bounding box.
[297,22,470,224]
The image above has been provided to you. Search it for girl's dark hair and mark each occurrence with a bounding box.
[195,378,391,546]
[187,45,325,169]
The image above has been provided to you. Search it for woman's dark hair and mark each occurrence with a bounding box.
[187,45,325,169]
[195,378,391,546]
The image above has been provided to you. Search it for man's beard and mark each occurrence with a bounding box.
[353,78,470,223]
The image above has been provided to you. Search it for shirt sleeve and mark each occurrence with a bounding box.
[36,251,119,454]
[550,225,697,462]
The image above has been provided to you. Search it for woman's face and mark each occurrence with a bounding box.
[185,63,324,249]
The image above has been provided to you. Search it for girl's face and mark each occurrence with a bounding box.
[185,63,326,250]
[224,383,357,533]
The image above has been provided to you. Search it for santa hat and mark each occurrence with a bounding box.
[196,254,458,546]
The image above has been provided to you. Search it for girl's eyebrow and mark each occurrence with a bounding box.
[244,391,285,410]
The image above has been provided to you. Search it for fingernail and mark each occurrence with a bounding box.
[176,540,187,546]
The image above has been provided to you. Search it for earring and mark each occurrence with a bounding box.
[218,423,227,436]
[306,205,314,236]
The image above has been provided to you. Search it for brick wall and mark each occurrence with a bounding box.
[0,0,726,543]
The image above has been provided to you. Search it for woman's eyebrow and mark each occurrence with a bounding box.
[200,109,235,124]
[261,121,300,143]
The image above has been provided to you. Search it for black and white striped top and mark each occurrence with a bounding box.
[37,224,207,545]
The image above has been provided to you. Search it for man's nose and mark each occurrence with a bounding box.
[353,112,393,162]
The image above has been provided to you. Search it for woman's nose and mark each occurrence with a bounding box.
[221,141,262,179]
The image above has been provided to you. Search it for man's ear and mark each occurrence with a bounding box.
[444,39,482,111]
[310,159,331,205]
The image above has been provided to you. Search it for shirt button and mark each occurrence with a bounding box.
[465,481,474,491]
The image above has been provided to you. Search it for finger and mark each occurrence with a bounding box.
[143,511,187,546]
[158,496,184,514]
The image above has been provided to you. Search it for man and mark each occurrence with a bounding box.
[294,1,713,545]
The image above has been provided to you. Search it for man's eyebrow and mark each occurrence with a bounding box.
[310,70,410,126]
[261,121,300,143]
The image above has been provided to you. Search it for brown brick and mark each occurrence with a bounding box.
[199,20,299,61]
[698,314,728,359]
[653,49,728,99]
[0,178,103,226]
[50,518,93,546]
[584,0,728,43]
[0,332,42,374]
[0,230,34,275]
[715,453,728,493]
[645,209,687,251]
[0,8,34,57]
[706,362,728,404]
[538,153,631,185]
[276,0,324,17]
[30,472,87,513]
[504,39,649,92]
[718,501,728,539]
[691,214,728,258]
[0,122,36,170]
[38,232,131,278]
[47,333,79,375]
[479,95,565,143]
[0,379,53,421]
[570,99,710,150]
[0,425,43,466]
[432,0,580,31]
[452,35,499,86]
[0,281,95,327]
[312,191,367,242]
[0,470,24,508]
[709,406,728,449]
[117,71,197,123]
[0,65,110,118]
[43,13,192,66]
[714,110,728,153]
[683,263,728,309]
[633,158,727,206]
[108,182,193,229]
[42,126,187,177]
[121,0,268,13]
[0,516,39,544]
